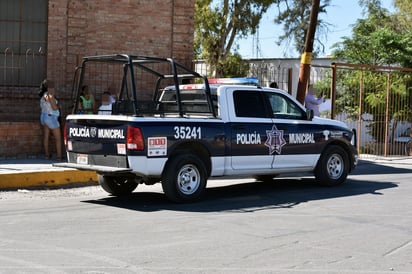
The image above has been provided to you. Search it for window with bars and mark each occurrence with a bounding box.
[0,0,47,87]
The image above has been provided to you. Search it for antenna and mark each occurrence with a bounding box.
[252,26,262,58]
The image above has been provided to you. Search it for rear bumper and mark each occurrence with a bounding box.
[53,162,132,174]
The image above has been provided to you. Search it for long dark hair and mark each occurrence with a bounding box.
[39,79,50,97]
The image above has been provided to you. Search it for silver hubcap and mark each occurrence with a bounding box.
[177,164,200,195]
[327,153,344,179]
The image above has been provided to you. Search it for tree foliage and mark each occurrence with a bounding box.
[332,0,412,67]
[393,0,412,29]
[329,0,412,145]
[273,0,331,56]
[194,0,273,77]
[218,52,250,77]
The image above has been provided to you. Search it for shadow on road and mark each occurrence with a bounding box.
[352,159,412,175]
[83,160,409,212]
[83,176,398,213]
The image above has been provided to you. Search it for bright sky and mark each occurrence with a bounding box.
[237,0,395,58]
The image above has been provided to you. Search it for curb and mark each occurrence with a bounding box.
[0,170,98,189]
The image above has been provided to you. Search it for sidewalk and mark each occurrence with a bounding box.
[0,158,97,190]
[0,156,411,191]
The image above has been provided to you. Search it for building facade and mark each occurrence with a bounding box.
[0,0,195,158]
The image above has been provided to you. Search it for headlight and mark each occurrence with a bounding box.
[351,129,357,147]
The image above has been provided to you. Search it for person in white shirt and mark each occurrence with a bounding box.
[98,92,113,115]
[304,84,325,116]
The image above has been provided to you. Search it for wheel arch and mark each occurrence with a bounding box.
[167,141,212,177]
[318,140,355,171]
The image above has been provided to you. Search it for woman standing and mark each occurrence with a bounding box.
[39,79,62,160]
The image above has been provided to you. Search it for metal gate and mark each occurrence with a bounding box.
[313,63,412,158]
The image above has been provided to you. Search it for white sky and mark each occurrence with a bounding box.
[236,0,395,58]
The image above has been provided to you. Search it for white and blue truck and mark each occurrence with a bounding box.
[57,54,358,202]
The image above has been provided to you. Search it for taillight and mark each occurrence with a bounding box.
[127,126,144,151]
[63,124,68,146]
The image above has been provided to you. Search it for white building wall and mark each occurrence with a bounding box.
[194,58,334,98]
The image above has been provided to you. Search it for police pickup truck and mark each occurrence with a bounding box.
[57,54,358,202]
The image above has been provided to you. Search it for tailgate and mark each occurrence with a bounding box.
[64,119,130,170]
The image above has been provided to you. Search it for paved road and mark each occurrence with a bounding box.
[0,159,411,273]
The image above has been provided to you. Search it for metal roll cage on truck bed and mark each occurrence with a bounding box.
[71,54,217,118]
[56,53,358,203]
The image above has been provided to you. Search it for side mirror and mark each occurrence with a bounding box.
[306,109,314,121]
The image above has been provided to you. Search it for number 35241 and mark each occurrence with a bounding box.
[174,126,201,139]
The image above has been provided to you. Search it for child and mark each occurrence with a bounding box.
[98,92,113,115]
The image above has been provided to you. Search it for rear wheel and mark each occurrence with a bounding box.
[98,175,138,196]
[161,153,207,203]
[315,145,349,186]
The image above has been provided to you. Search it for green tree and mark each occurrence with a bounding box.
[194,0,273,77]
[218,52,250,77]
[393,0,412,29]
[330,0,412,147]
[333,0,412,67]
[273,0,331,56]
[195,0,333,73]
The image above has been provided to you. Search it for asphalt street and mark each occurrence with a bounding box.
[0,158,411,273]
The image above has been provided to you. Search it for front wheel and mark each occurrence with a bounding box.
[161,153,207,203]
[315,145,349,186]
[98,175,138,196]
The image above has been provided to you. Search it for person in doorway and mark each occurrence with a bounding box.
[39,79,62,160]
[78,85,95,114]
[304,84,325,116]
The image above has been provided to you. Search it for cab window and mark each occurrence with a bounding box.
[233,90,268,118]
[265,92,305,120]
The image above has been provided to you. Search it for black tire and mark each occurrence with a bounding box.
[315,145,349,186]
[98,175,138,196]
[253,174,279,182]
[161,153,207,203]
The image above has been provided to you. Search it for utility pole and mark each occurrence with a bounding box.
[296,0,320,105]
